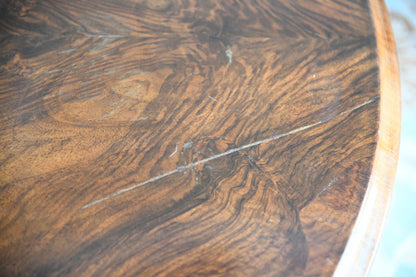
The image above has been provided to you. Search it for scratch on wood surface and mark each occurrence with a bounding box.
[225,46,233,65]
[208,95,218,102]
[81,96,379,209]
[317,176,339,197]
[327,258,334,265]
[85,34,125,38]
[169,144,178,158]
[58,48,77,54]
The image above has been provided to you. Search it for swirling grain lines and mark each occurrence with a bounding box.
[0,0,384,275]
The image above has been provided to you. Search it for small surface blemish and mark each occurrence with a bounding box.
[225,46,233,65]
[183,141,193,149]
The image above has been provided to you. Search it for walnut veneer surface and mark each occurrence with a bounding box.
[0,0,400,276]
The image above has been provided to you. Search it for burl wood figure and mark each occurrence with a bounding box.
[0,0,400,276]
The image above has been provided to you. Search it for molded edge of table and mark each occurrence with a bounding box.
[335,0,401,275]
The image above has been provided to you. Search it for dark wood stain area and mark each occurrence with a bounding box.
[0,0,381,276]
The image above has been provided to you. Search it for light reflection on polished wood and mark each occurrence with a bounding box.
[0,0,399,276]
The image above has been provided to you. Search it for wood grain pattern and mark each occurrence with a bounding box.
[0,0,398,276]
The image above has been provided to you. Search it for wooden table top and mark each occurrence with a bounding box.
[0,0,400,276]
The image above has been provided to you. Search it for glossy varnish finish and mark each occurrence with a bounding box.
[0,0,395,276]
